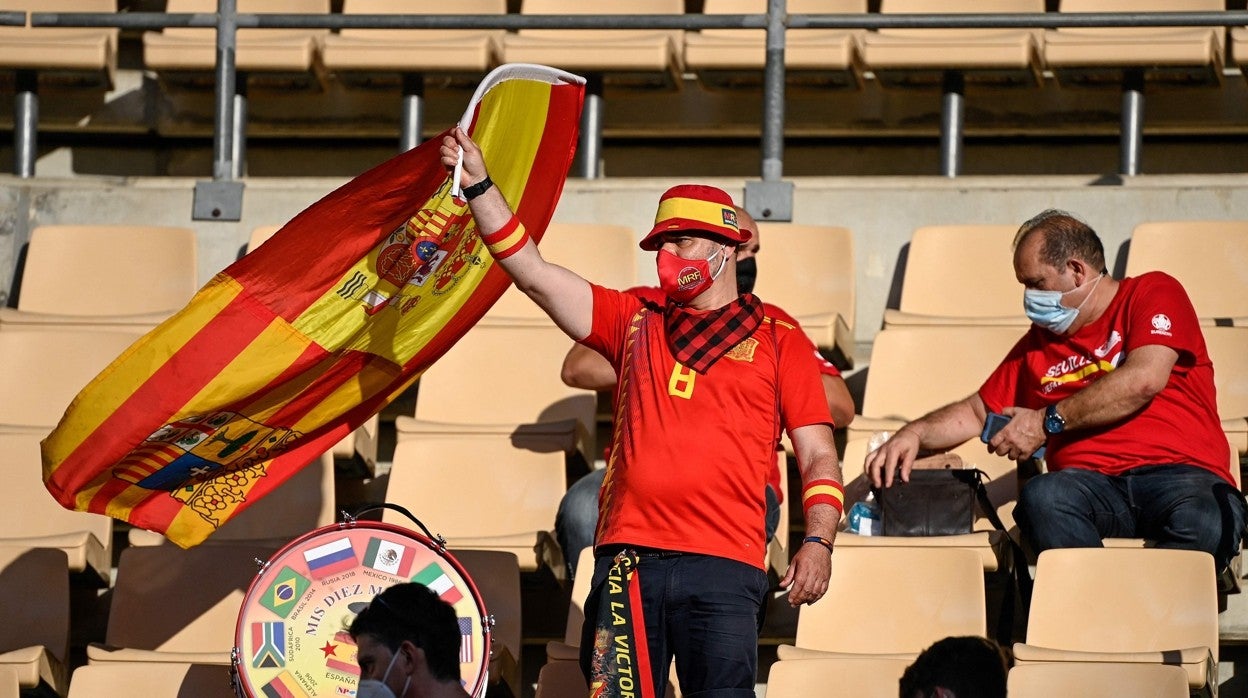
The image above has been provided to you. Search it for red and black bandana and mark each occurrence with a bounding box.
[664,293,763,374]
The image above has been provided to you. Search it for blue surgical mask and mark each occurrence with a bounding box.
[357,646,411,698]
[1023,272,1104,334]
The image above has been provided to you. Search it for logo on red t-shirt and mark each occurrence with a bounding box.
[1151,313,1173,336]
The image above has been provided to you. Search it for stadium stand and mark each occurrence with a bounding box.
[451,550,524,698]
[683,0,866,90]
[882,224,1028,328]
[143,0,331,177]
[0,224,196,329]
[1123,220,1248,325]
[87,542,280,665]
[321,0,506,150]
[0,0,117,178]
[500,0,685,178]
[386,416,573,574]
[776,547,986,659]
[0,432,113,586]
[1007,662,1191,698]
[766,656,912,698]
[861,0,1045,175]
[1204,325,1248,456]
[66,663,235,698]
[752,223,855,367]
[0,547,70,696]
[1013,547,1219,693]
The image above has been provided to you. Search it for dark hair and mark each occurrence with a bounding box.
[1013,209,1107,273]
[348,582,463,682]
[898,636,1011,698]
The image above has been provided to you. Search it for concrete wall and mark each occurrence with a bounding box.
[3,173,1247,348]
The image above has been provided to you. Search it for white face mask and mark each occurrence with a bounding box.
[357,646,411,698]
[1022,272,1104,334]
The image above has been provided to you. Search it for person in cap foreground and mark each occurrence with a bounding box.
[440,128,842,697]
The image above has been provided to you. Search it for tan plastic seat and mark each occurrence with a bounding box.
[1013,548,1218,692]
[535,659,588,698]
[0,1,116,80]
[0,667,16,698]
[451,549,523,698]
[67,663,235,698]
[245,224,381,471]
[323,0,504,76]
[87,542,280,665]
[487,222,638,320]
[778,547,985,659]
[126,450,335,547]
[1234,27,1248,74]
[144,0,328,75]
[851,325,1028,442]
[0,432,113,585]
[1123,220,1248,324]
[684,0,865,89]
[0,547,70,696]
[1007,662,1190,698]
[0,224,196,330]
[1203,325,1248,455]
[413,316,597,459]
[766,656,912,698]
[385,417,575,573]
[752,223,855,367]
[0,327,144,432]
[883,224,1028,327]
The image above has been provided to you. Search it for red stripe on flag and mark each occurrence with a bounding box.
[46,290,274,503]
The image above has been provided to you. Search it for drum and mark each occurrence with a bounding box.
[232,520,490,697]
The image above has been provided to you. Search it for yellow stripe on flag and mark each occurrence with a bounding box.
[655,196,737,233]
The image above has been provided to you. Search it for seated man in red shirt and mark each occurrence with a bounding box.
[867,209,1246,574]
[440,128,843,697]
[556,206,856,579]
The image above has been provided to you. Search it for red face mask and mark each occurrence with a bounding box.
[657,246,726,304]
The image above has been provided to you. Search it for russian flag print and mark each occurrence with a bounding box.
[40,65,585,547]
[303,536,357,580]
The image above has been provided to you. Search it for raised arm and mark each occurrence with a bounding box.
[440,128,594,340]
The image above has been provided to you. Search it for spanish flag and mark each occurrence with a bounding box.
[42,64,586,547]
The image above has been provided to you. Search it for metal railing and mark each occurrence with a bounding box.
[19,6,1248,218]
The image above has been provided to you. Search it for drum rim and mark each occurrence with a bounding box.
[231,519,492,697]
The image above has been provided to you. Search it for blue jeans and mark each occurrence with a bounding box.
[555,468,781,580]
[1015,465,1248,570]
[579,551,768,697]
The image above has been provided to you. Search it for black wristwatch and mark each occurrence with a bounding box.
[462,176,494,201]
[1043,404,1066,435]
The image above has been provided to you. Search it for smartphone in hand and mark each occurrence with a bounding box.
[981,412,1045,460]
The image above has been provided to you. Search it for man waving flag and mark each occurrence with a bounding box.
[42,64,585,547]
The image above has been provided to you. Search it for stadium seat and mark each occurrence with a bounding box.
[1007,662,1190,698]
[245,224,381,472]
[0,668,16,698]
[752,223,855,367]
[143,0,331,177]
[451,549,523,698]
[413,315,597,459]
[683,0,865,90]
[0,0,118,177]
[777,547,986,659]
[836,435,1017,572]
[535,659,588,698]
[882,224,1028,327]
[850,324,1027,442]
[1203,325,1248,455]
[1013,547,1218,693]
[126,450,336,547]
[321,0,506,150]
[860,0,1045,176]
[766,656,912,698]
[500,0,685,178]
[0,224,196,329]
[0,432,113,586]
[67,663,235,698]
[0,547,70,696]
[1043,0,1225,175]
[87,542,280,665]
[487,222,638,320]
[1123,220,1248,324]
[385,417,575,574]
[0,327,143,432]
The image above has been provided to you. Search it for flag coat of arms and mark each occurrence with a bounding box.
[42,64,586,547]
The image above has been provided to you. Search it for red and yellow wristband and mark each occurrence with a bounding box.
[480,214,530,260]
[802,478,845,519]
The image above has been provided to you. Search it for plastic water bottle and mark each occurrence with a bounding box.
[847,493,882,536]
